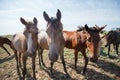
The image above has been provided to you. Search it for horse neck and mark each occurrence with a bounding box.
[4,38,11,45]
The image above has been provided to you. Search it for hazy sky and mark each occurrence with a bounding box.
[0,0,120,35]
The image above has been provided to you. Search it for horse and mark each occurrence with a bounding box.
[63,24,106,74]
[104,30,120,57]
[38,9,68,75]
[11,17,38,80]
[0,36,12,55]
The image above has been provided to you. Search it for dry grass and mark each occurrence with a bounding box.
[0,35,120,80]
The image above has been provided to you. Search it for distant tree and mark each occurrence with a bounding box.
[100,30,108,35]
[116,28,120,31]
[111,28,120,31]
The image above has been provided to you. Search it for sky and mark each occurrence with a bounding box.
[0,0,120,35]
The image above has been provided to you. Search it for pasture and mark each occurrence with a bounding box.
[0,35,120,80]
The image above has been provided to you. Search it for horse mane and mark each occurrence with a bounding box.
[77,26,85,32]
[77,26,98,32]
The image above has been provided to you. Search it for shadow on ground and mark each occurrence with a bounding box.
[0,54,14,64]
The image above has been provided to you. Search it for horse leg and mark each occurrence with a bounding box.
[1,46,11,55]
[14,50,19,69]
[108,44,110,57]
[22,54,27,80]
[38,48,45,67]
[50,61,54,75]
[19,52,22,68]
[74,50,78,71]
[13,50,21,78]
[115,44,118,56]
[60,50,68,75]
[40,49,45,67]
[81,50,88,75]
[32,54,36,80]
[38,49,42,67]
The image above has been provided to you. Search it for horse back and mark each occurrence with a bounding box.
[38,30,49,49]
[106,30,120,44]
[63,31,87,50]
[11,32,27,52]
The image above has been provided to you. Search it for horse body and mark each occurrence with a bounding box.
[63,30,88,74]
[63,31,87,50]
[38,30,49,49]
[0,36,12,55]
[105,30,120,56]
[11,32,27,53]
[63,24,106,74]
[38,9,68,75]
[11,17,38,80]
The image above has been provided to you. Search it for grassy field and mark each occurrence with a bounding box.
[0,35,120,80]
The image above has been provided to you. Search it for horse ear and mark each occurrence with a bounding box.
[95,24,99,27]
[33,17,38,25]
[85,24,89,32]
[98,25,107,32]
[56,9,61,21]
[20,17,27,25]
[43,11,50,22]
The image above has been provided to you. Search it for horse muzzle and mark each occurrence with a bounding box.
[48,52,59,62]
[27,50,36,57]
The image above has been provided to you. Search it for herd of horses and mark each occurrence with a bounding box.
[0,9,120,80]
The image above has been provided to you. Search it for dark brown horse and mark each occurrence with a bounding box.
[0,36,12,55]
[104,30,120,57]
[11,17,38,80]
[63,24,106,74]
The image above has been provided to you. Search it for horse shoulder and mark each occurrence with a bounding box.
[38,31,49,49]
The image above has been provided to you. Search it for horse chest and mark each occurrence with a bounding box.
[65,40,73,49]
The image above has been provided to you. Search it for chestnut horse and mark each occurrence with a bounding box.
[0,36,12,55]
[11,17,38,80]
[104,30,120,57]
[63,24,106,74]
[38,9,68,75]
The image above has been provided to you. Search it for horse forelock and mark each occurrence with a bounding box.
[47,17,63,32]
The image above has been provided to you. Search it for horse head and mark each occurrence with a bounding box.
[20,17,38,57]
[84,24,106,62]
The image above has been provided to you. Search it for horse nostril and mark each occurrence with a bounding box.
[27,51,33,57]
[27,53,32,57]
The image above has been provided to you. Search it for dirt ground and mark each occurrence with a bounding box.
[0,45,120,80]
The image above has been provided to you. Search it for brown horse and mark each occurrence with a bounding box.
[63,24,106,74]
[38,9,68,75]
[104,30,120,57]
[11,17,38,80]
[0,36,12,55]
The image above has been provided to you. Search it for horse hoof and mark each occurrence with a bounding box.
[66,73,70,78]
[81,71,85,75]
[50,73,55,78]
[33,77,37,80]
[115,54,118,57]
[75,68,78,72]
